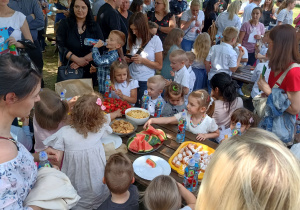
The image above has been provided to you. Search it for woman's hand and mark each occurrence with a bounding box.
[254,35,262,40]
[124,56,132,63]
[70,62,80,70]
[131,54,144,64]
[74,57,89,67]
[190,15,197,22]
[258,74,272,96]
[5,37,23,48]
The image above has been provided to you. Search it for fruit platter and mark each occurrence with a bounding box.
[127,125,167,154]
[103,98,131,115]
[168,141,215,180]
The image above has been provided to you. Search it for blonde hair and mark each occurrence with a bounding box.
[162,0,170,14]
[163,28,184,58]
[277,0,295,14]
[144,175,181,210]
[110,30,126,47]
[190,0,201,8]
[189,89,211,109]
[169,49,188,62]
[227,0,241,20]
[110,59,131,85]
[222,26,239,42]
[196,128,300,210]
[186,51,196,62]
[193,32,211,62]
[147,75,166,90]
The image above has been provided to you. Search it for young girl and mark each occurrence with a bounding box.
[276,0,295,25]
[239,7,265,66]
[144,89,220,141]
[161,82,186,117]
[144,175,196,210]
[192,32,211,90]
[43,93,122,210]
[110,60,139,105]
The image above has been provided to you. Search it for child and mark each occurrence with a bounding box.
[255,30,270,65]
[110,59,139,105]
[148,21,158,35]
[205,27,244,93]
[43,93,122,210]
[91,30,126,94]
[144,175,196,210]
[169,49,190,95]
[97,153,139,210]
[162,82,186,117]
[144,89,220,141]
[192,32,210,90]
[276,0,295,25]
[185,51,196,102]
[146,75,166,116]
[233,40,248,66]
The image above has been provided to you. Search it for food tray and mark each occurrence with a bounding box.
[168,141,215,180]
[110,118,137,137]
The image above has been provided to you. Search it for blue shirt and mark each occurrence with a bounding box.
[8,0,45,40]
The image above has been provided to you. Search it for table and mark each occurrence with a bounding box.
[121,124,218,186]
[232,66,254,84]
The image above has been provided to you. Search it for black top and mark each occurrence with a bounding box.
[119,10,133,53]
[97,185,139,210]
[203,12,218,32]
[260,6,273,26]
[147,11,173,43]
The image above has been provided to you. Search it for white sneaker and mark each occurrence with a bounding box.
[237,88,244,96]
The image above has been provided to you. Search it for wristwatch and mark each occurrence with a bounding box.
[158,26,161,31]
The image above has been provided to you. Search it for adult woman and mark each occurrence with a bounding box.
[276,0,296,25]
[196,128,300,210]
[118,0,133,53]
[147,0,176,42]
[52,0,69,24]
[180,0,204,51]
[258,24,300,142]
[260,0,275,27]
[56,0,103,85]
[202,0,219,33]
[216,0,241,38]
[0,54,58,210]
[127,12,163,106]
[161,28,184,79]
[129,0,143,13]
[209,73,243,128]
[0,0,33,53]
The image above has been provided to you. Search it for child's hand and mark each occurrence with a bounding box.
[111,83,116,91]
[90,64,97,73]
[20,116,29,126]
[44,147,61,162]
[114,109,122,117]
[115,89,124,99]
[196,133,207,141]
[238,47,245,56]
[68,96,79,111]
[143,119,153,129]
[131,54,144,64]
[170,70,175,77]
[254,35,261,40]
[94,39,104,48]
[165,79,172,86]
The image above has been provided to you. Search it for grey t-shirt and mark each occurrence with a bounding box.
[162,102,186,117]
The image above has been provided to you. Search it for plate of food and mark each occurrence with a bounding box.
[110,118,137,136]
[168,141,214,180]
[133,155,171,181]
[125,108,150,125]
[101,134,122,149]
[127,125,167,154]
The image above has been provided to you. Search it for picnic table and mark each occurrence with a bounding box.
[121,124,218,186]
[232,65,254,84]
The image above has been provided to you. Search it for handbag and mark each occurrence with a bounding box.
[253,63,300,118]
[207,20,217,45]
[57,54,84,82]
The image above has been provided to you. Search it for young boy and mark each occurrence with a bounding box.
[147,75,166,116]
[185,51,196,95]
[97,153,139,210]
[91,30,126,94]
[205,27,244,93]
[169,49,190,95]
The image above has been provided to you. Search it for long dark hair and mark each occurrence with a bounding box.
[129,0,143,13]
[0,54,42,100]
[204,0,219,18]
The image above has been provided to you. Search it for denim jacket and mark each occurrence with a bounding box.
[259,88,296,143]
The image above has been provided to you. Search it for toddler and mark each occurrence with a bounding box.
[144,175,196,210]
[43,93,122,210]
[97,153,139,210]
[162,82,186,117]
[255,30,270,65]
[146,75,166,116]
[185,51,196,103]
[205,27,244,93]
[192,32,210,90]
[110,59,139,105]
[145,89,220,141]
[91,30,126,94]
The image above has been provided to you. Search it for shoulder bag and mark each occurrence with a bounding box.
[57,54,84,82]
[207,20,217,45]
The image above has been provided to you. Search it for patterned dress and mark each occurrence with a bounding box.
[147,11,173,42]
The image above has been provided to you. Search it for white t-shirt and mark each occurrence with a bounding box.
[143,1,154,13]
[185,66,196,104]
[111,79,139,105]
[175,110,218,134]
[181,9,205,41]
[129,35,163,81]
[0,11,26,41]
[174,65,190,89]
[206,42,238,80]
[276,9,293,25]
[233,45,248,66]
[216,12,241,37]
[251,61,271,98]
[242,2,258,24]
[180,206,192,210]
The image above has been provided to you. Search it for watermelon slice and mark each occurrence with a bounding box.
[147,135,161,146]
[142,140,153,152]
[145,126,167,142]
[128,138,139,152]
[146,158,156,168]
[136,133,150,141]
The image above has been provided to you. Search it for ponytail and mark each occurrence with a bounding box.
[277,0,294,14]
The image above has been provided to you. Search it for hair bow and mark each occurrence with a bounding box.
[96,98,106,110]
[172,85,178,92]
[249,117,254,124]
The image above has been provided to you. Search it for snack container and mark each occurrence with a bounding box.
[168,141,215,180]
[125,108,150,125]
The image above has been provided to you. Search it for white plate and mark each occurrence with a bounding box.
[133,155,171,181]
[101,134,122,149]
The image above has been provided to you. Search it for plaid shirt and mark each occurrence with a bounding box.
[92,48,118,93]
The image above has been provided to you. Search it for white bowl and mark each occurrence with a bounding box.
[125,108,150,125]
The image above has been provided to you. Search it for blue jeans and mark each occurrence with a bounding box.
[135,81,148,107]
[193,67,207,90]
[181,39,194,51]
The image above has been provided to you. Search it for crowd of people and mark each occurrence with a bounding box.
[1,0,300,209]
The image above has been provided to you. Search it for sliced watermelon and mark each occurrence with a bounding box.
[136,133,150,141]
[138,131,149,135]
[142,140,153,152]
[128,139,139,152]
[146,158,156,168]
[145,126,167,142]
[156,129,167,140]
[147,135,161,146]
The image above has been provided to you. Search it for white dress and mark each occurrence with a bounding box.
[111,79,139,105]
[43,116,112,210]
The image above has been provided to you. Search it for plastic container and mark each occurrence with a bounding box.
[154,95,164,118]
[60,89,66,100]
[84,38,107,46]
[104,75,111,98]
[38,151,52,169]
[183,158,197,192]
[192,153,200,191]
[232,122,242,136]
[176,112,186,143]
[141,90,149,109]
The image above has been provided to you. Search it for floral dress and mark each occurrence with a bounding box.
[147,11,173,42]
[0,142,37,210]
